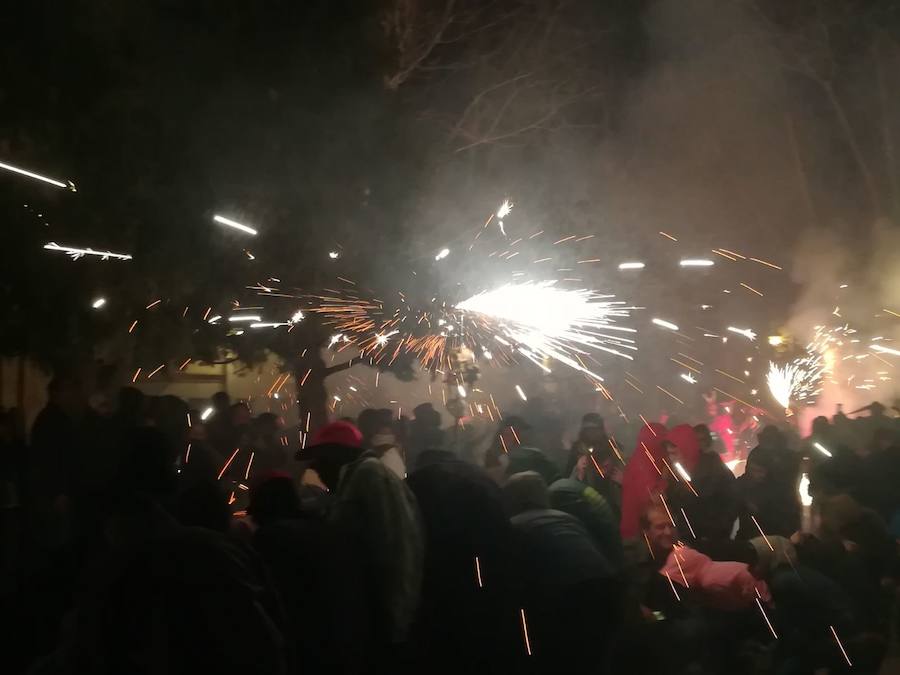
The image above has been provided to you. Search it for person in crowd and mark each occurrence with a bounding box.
[564,413,623,517]
[620,422,668,538]
[406,452,516,672]
[736,425,801,539]
[749,534,882,673]
[368,421,407,479]
[205,391,234,455]
[407,403,444,468]
[548,475,623,571]
[503,471,618,672]
[300,421,424,668]
[248,472,365,675]
[857,426,900,520]
[249,413,288,476]
[667,424,740,554]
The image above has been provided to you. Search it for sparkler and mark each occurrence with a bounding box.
[213,214,257,236]
[0,159,75,190]
[44,242,132,261]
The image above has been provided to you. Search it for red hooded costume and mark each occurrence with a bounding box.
[620,422,668,538]
[666,424,701,475]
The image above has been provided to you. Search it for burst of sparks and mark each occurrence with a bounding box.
[497,199,513,219]
[213,214,257,235]
[680,372,697,384]
[44,242,132,261]
[766,357,825,409]
[455,281,636,379]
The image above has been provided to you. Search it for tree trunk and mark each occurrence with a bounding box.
[294,351,357,441]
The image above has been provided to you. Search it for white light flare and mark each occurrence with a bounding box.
[799,473,813,506]
[497,199,513,219]
[680,373,697,384]
[455,281,636,381]
[44,242,132,261]
[618,262,645,270]
[813,441,833,458]
[250,322,290,329]
[200,407,214,421]
[652,318,679,331]
[290,310,305,324]
[228,315,261,323]
[871,343,900,357]
[0,160,74,190]
[727,326,757,341]
[674,461,692,482]
[328,251,340,259]
[91,297,107,309]
[213,214,258,236]
[679,259,714,267]
[515,385,528,401]
[435,247,450,261]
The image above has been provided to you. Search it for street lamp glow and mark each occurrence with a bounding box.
[91,297,107,309]
[213,214,258,236]
[0,159,74,190]
[679,259,714,267]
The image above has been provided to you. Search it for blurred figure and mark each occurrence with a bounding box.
[300,421,423,668]
[249,473,363,675]
[249,413,287,476]
[620,422,668,538]
[737,426,800,539]
[407,403,444,469]
[503,471,618,672]
[406,453,515,673]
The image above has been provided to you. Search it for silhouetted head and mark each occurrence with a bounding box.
[248,473,301,527]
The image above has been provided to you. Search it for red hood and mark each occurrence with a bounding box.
[666,424,701,473]
[637,422,668,462]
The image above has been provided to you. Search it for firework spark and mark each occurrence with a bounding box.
[766,355,825,409]
[44,242,132,261]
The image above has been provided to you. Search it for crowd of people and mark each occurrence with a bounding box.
[2,375,900,674]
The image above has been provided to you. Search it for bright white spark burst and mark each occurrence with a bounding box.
[652,318,679,331]
[213,214,257,236]
[727,326,757,341]
[0,160,75,190]
[44,242,132,261]
[455,281,636,382]
[680,372,697,384]
[497,199,513,219]
[767,357,824,409]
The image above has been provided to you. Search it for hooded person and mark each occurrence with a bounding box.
[503,471,619,672]
[406,453,515,672]
[299,421,424,662]
[620,422,668,538]
[666,424,739,548]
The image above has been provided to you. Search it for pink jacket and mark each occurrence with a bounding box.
[659,545,770,610]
